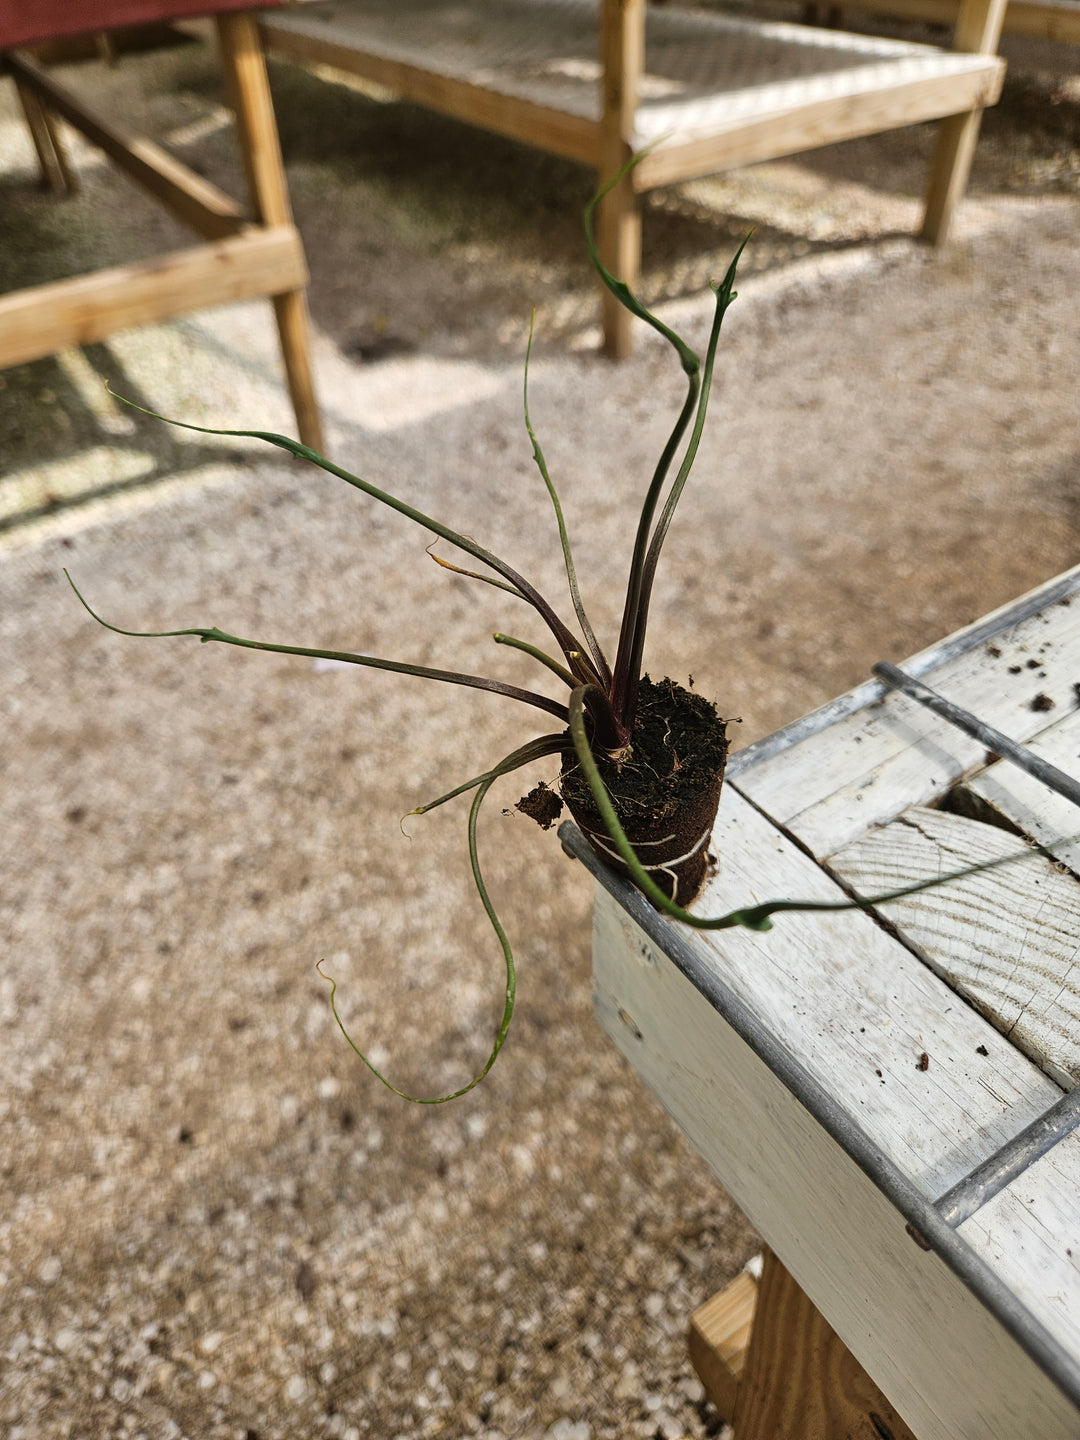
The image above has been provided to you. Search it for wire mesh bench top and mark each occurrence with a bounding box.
[262,0,1002,173]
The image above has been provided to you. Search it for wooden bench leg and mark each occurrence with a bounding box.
[14,78,77,196]
[690,1250,919,1440]
[920,108,986,246]
[921,0,1007,245]
[596,165,641,360]
[215,11,323,453]
[598,0,644,359]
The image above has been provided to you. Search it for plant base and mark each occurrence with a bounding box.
[561,676,729,907]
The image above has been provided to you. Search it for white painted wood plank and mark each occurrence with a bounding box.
[593,890,1080,1439]
[959,1128,1080,1365]
[736,592,1080,857]
[965,707,1080,875]
[829,807,1080,1087]
[673,789,1062,1194]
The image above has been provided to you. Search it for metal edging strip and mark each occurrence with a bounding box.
[561,820,1080,1414]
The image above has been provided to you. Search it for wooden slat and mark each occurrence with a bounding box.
[597,0,644,358]
[829,805,1080,1088]
[732,1249,919,1440]
[259,13,603,168]
[735,590,1080,857]
[954,0,1010,54]
[689,1269,758,1419]
[6,49,246,241]
[631,59,1003,189]
[216,11,291,227]
[12,77,70,196]
[682,789,1062,1192]
[0,227,307,369]
[592,886,1080,1438]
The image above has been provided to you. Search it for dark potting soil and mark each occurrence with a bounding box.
[516,781,564,830]
[557,677,729,905]
[559,676,729,821]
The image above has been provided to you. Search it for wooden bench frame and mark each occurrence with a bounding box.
[1,11,323,450]
[260,0,1008,358]
[831,0,1080,43]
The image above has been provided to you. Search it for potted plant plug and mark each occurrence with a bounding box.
[67,168,1056,1103]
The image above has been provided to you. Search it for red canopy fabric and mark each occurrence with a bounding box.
[1,1,280,51]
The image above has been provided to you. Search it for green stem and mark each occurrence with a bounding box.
[406,733,569,818]
[621,240,748,728]
[583,161,704,729]
[318,765,516,1103]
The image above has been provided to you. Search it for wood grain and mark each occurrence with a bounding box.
[259,12,603,167]
[963,706,1080,877]
[736,591,1080,857]
[689,1269,759,1419]
[217,11,323,451]
[0,227,307,370]
[632,60,1003,189]
[958,1125,1080,1364]
[733,1250,918,1440]
[829,805,1080,1088]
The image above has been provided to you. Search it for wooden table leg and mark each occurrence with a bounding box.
[921,0,1008,244]
[598,0,644,360]
[215,11,323,453]
[691,1250,920,1440]
[13,78,77,196]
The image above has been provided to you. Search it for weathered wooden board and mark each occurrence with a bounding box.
[0,228,307,370]
[736,586,1080,857]
[593,888,1080,1439]
[262,0,1003,186]
[657,788,1062,1190]
[829,806,1080,1088]
[592,571,1080,1436]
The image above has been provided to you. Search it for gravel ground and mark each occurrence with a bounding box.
[2,12,1080,1440]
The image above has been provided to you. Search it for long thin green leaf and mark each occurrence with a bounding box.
[493,631,578,689]
[318,760,517,1103]
[106,387,592,676]
[583,161,705,727]
[406,733,569,818]
[523,312,610,687]
[566,688,1073,932]
[67,572,569,724]
[620,240,749,727]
